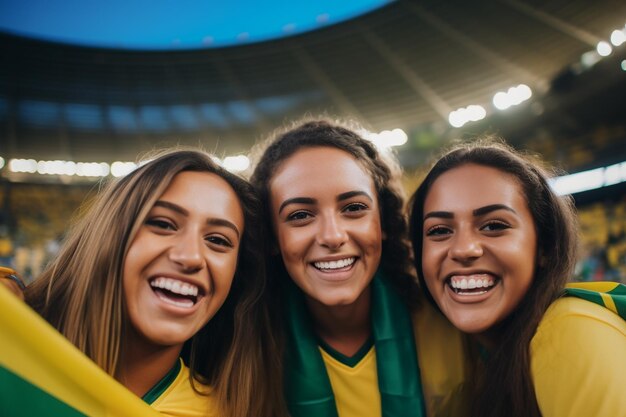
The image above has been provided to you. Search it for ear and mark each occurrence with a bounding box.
[382,230,387,240]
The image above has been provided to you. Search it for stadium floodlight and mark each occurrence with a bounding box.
[111,161,138,177]
[493,84,532,111]
[596,41,612,57]
[610,29,626,46]
[222,155,250,172]
[550,162,626,195]
[363,128,408,149]
[581,50,601,69]
[9,159,37,174]
[449,105,486,128]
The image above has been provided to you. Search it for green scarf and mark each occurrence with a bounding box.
[284,272,426,417]
[564,281,626,319]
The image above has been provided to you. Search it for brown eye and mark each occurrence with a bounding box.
[206,235,233,248]
[287,211,312,221]
[146,218,176,231]
[342,202,368,213]
[481,221,510,232]
[425,226,452,237]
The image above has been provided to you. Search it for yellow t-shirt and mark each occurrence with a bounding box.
[320,345,381,417]
[319,296,471,417]
[148,359,216,417]
[531,297,626,417]
[412,296,472,417]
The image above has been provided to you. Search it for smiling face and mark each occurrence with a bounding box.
[269,146,383,309]
[123,170,244,351]
[421,163,538,339]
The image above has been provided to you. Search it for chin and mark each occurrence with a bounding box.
[448,314,494,335]
[316,291,360,307]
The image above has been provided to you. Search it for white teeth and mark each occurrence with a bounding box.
[150,277,199,297]
[313,257,356,270]
[450,274,495,290]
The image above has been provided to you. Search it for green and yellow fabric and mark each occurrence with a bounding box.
[284,272,426,417]
[564,281,626,319]
[531,281,626,416]
[0,284,160,417]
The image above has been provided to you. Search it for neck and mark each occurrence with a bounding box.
[306,285,372,357]
[473,322,507,352]
[117,330,183,398]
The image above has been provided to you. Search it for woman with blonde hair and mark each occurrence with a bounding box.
[21,149,285,417]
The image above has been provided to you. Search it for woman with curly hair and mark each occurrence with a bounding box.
[250,119,470,417]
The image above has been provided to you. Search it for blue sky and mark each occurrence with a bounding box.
[0,0,392,49]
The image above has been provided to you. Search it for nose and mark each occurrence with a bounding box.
[168,233,204,273]
[449,228,483,262]
[316,213,348,250]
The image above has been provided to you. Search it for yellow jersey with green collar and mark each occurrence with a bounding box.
[319,343,381,417]
[146,359,216,417]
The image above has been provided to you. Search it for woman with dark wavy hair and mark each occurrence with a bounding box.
[408,140,626,417]
[250,119,470,417]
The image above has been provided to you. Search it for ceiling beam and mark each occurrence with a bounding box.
[211,53,271,135]
[289,40,367,122]
[357,23,452,122]
[404,1,539,84]
[500,0,601,47]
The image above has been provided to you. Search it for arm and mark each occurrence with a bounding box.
[0,266,25,300]
[531,298,626,417]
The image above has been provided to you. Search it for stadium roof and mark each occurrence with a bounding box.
[1,0,625,169]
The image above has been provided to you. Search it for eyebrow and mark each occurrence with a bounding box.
[278,197,316,214]
[473,204,517,217]
[337,190,374,202]
[154,200,240,238]
[423,204,517,221]
[154,200,187,215]
[278,190,374,214]
[423,211,453,221]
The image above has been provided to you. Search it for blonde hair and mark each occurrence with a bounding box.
[26,148,287,417]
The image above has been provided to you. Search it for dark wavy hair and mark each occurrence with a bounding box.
[408,139,578,417]
[250,118,419,306]
[26,149,286,417]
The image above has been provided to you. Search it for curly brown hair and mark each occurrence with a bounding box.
[250,118,419,306]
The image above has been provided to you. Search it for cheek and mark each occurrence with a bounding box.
[421,242,440,277]
[277,228,307,260]
[360,217,384,252]
[211,253,239,284]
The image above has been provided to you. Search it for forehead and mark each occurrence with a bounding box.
[425,163,526,211]
[269,146,376,199]
[159,171,244,227]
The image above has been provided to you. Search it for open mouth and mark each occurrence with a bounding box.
[447,274,497,296]
[149,277,204,308]
[312,257,356,272]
